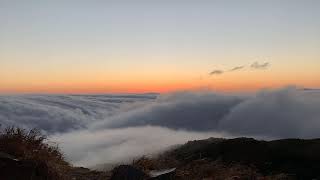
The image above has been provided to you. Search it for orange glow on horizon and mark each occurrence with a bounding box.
[1,63,319,94]
[1,77,318,94]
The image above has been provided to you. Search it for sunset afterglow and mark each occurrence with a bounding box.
[1,1,319,93]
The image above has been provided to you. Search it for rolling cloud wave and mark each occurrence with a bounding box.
[1,87,320,167]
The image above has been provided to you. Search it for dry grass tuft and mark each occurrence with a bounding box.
[0,126,71,179]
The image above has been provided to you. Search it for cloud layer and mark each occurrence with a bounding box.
[0,94,155,133]
[1,87,320,167]
[92,92,243,131]
[91,88,320,139]
[52,126,223,167]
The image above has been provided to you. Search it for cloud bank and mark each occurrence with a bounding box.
[52,126,224,168]
[1,87,320,167]
[91,87,320,139]
[0,94,155,133]
[92,92,243,131]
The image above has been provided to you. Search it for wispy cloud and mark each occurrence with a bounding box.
[209,70,224,75]
[251,62,270,69]
[229,66,245,71]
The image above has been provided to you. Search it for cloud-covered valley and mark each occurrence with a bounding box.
[1,87,320,167]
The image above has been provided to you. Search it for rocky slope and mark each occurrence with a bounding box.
[130,137,320,179]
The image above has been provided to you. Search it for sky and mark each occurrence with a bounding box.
[0,0,319,93]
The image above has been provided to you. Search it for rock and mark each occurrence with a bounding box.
[69,167,111,180]
[110,165,146,180]
[148,170,175,180]
[0,152,49,180]
[0,151,18,161]
[149,168,176,180]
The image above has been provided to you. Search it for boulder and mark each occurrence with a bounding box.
[110,165,146,180]
[0,152,49,180]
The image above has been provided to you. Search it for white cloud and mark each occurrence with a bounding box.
[52,126,225,168]
[1,87,320,168]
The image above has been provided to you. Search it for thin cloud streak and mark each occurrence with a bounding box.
[229,66,245,71]
[251,62,270,69]
[209,70,224,75]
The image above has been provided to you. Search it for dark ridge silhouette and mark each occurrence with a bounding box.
[162,137,320,179]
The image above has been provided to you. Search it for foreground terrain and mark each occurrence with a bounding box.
[132,137,320,179]
[1,127,320,179]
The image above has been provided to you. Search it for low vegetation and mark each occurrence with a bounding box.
[2,126,320,179]
[0,126,71,179]
[129,137,320,179]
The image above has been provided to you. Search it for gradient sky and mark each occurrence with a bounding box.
[1,0,320,93]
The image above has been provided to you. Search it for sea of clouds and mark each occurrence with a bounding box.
[1,87,320,168]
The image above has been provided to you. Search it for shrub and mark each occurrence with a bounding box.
[0,126,71,179]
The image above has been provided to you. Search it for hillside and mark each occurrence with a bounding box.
[1,127,320,179]
[130,137,320,179]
